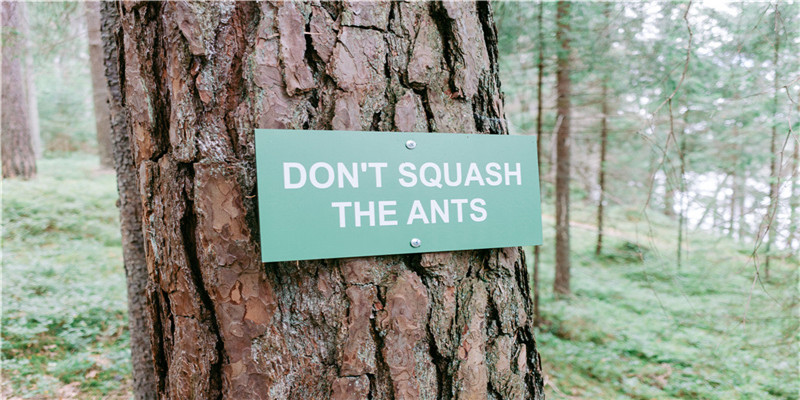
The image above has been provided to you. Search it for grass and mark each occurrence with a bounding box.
[2,155,798,399]
[531,201,799,399]
[2,155,130,398]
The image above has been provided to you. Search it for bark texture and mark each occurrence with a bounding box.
[112,1,544,399]
[2,1,36,179]
[100,3,158,398]
[554,0,571,295]
[86,1,114,168]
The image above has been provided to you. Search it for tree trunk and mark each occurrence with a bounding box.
[676,101,687,270]
[85,1,114,168]
[791,139,799,251]
[765,3,780,278]
[554,0,572,295]
[596,81,608,256]
[112,2,544,399]
[99,3,157,398]
[19,3,41,159]
[2,1,36,179]
[532,0,545,326]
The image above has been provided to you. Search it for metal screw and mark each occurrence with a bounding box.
[410,238,421,248]
[405,140,417,150]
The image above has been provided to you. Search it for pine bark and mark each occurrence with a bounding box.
[111,2,544,399]
[1,1,36,179]
[100,3,157,398]
[554,0,571,295]
[86,1,114,168]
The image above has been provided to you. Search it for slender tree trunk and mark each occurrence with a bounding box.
[596,81,608,256]
[532,0,544,326]
[100,3,157,398]
[676,101,687,270]
[553,0,572,296]
[729,126,739,238]
[738,175,747,241]
[765,3,780,278]
[112,2,544,399]
[664,185,676,217]
[2,1,36,179]
[85,1,114,168]
[791,140,799,251]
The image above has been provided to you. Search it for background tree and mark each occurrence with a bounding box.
[85,1,113,168]
[554,0,572,295]
[105,2,544,398]
[2,1,36,179]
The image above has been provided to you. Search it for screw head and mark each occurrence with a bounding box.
[410,238,421,248]
[405,140,417,150]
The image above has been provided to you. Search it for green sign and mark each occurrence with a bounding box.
[255,129,542,262]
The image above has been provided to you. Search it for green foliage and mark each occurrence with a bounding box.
[1,156,130,398]
[529,203,799,399]
[28,2,96,155]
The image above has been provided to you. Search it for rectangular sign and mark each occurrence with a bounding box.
[255,129,542,262]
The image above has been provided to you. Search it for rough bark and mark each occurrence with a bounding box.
[86,1,114,168]
[99,3,158,398]
[113,2,544,399]
[2,1,36,179]
[554,0,571,295]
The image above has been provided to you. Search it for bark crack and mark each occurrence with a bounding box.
[179,163,225,399]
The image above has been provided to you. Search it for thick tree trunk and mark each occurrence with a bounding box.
[112,2,544,399]
[554,0,571,295]
[86,1,114,168]
[2,1,36,179]
[99,3,157,398]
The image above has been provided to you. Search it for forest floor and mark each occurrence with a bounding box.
[2,156,798,399]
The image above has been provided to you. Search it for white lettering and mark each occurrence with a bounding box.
[337,162,359,188]
[465,162,485,186]
[331,202,352,227]
[420,162,443,188]
[354,201,376,227]
[378,201,398,226]
[444,163,462,186]
[470,198,487,222]
[310,162,335,189]
[407,200,430,224]
[398,162,417,187]
[368,162,387,188]
[450,199,468,222]
[505,162,522,186]
[283,162,307,189]
[485,162,502,186]
[431,199,449,223]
